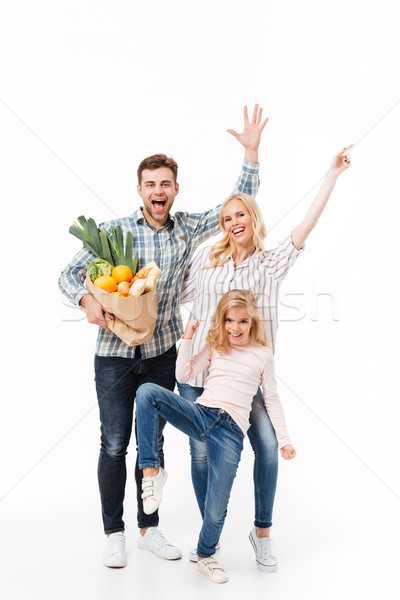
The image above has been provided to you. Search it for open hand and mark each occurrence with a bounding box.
[330,145,353,176]
[227,104,269,152]
[280,444,296,460]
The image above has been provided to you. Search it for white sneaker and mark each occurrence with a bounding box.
[103,532,127,568]
[197,556,228,584]
[248,527,278,572]
[137,527,182,560]
[141,467,168,515]
[189,542,221,562]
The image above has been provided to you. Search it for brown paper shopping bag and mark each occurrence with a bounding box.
[84,274,157,345]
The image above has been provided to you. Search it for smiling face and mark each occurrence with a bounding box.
[222,198,254,248]
[137,167,179,229]
[224,307,252,347]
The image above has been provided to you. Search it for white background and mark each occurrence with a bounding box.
[1,1,399,598]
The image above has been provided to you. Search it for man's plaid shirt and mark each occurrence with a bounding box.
[58,159,259,359]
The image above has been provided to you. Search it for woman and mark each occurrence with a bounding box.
[179,144,352,570]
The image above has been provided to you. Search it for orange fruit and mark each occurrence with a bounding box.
[112,265,133,284]
[93,275,118,293]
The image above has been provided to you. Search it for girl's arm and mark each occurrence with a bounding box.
[291,145,352,251]
[176,320,211,383]
[261,353,295,458]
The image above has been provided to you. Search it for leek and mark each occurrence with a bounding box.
[69,215,138,275]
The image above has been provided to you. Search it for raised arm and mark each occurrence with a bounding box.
[291,145,352,250]
[184,105,268,245]
[175,320,211,383]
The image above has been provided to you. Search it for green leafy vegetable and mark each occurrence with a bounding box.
[87,259,113,282]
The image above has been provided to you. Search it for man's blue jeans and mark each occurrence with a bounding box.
[136,382,244,558]
[94,346,176,534]
[177,383,278,529]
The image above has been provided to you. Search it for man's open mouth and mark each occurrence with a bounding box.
[152,200,167,213]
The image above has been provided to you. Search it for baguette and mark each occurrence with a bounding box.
[144,265,162,292]
[128,261,162,296]
[129,278,147,297]
[130,261,157,285]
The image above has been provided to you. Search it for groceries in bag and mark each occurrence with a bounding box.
[69,216,161,345]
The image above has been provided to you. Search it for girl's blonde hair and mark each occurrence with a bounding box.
[206,289,268,354]
[206,193,267,268]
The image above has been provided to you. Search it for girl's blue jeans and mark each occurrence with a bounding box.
[136,382,244,558]
[177,383,278,529]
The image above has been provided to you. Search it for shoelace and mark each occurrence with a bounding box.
[147,529,173,548]
[108,533,125,555]
[258,537,277,560]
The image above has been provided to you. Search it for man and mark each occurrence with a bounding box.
[58,105,268,567]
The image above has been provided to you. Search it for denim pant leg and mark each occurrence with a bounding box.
[95,355,139,534]
[136,383,208,467]
[197,414,244,557]
[247,388,279,529]
[95,346,177,534]
[177,383,207,518]
[135,345,177,529]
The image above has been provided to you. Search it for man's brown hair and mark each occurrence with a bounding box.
[137,154,178,185]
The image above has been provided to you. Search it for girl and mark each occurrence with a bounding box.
[178,146,352,568]
[135,289,295,584]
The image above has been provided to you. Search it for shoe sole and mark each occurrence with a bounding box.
[256,561,278,572]
[249,533,278,572]
[103,558,127,568]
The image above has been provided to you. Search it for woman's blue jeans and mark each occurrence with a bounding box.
[136,382,244,558]
[177,383,278,529]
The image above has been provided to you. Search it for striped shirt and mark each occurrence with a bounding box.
[58,159,260,359]
[180,234,303,386]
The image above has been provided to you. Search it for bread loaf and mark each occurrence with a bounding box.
[129,278,147,297]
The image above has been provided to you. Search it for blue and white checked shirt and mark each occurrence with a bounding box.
[58,159,259,359]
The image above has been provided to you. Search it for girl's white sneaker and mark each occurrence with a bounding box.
[248,527,278,572]
[141,467,168,515]
[189,542,221,562]
[197,556,229,583]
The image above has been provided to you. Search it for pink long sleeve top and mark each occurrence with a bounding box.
[176,338,291,448]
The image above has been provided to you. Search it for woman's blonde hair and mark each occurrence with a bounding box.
[206,193,267,268]
[206,289,268,354]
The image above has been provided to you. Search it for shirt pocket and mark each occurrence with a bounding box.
[168,235,189,274]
